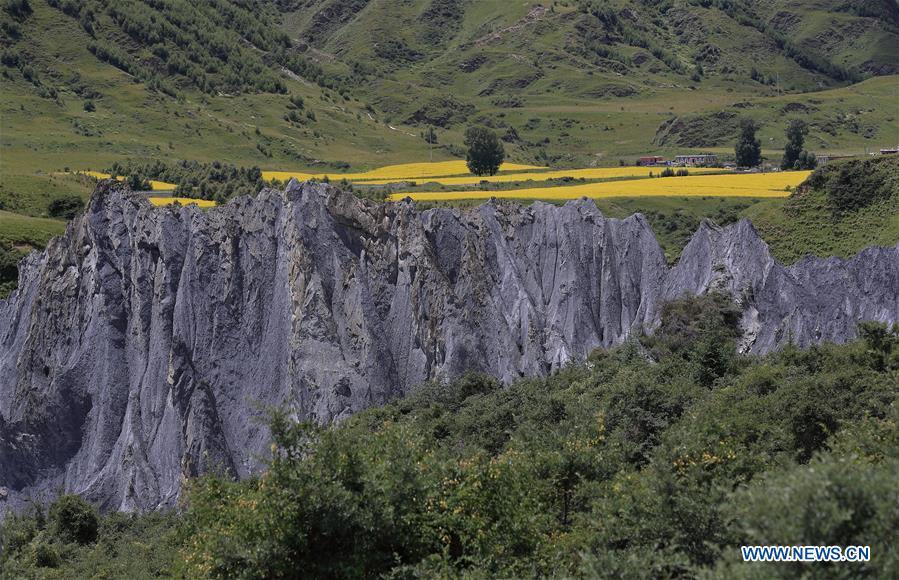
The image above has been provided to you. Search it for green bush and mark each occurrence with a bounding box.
[47,195,85,219]
[0,506,41,557]
[30,541,61,568]
[824,157,895,213]
[2,0,31,19]
[49,495,99,545]
[718,454,899,578]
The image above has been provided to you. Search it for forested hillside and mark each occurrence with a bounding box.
[2,295,897,577]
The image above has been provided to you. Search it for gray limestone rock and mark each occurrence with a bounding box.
[1,180,896,511]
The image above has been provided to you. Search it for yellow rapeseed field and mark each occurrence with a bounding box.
[358,166,721,186]
[387,171,812,202]
[261,160,545,183]
[148,197,216,207]
[81,171,178,191]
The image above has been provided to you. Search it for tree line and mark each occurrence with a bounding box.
[45,0,341,96]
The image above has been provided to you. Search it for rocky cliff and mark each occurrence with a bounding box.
[1,180,897,512]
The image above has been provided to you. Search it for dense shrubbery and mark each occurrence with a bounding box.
[107,159,266,203]
[172,295,898,577]
[0,241,19,298]
[1,0,31,19]
[47,195,85,219]
[418,0,466,46]
[48,496,99,545]
[0,498,178,577]
[3,295,897,576]
[803,155,898,214]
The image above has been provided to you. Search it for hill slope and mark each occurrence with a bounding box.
[746,155,899,263]
[2,0,897,181]
[1,0,897,271]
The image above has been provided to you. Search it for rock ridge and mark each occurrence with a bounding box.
[1,180,896,511]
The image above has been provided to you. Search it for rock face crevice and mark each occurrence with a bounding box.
[1,181,897,511]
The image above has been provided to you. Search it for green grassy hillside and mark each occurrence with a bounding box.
[2,0,897,185]
[276,0,899,163]
[0,0,442,212]
[746,155,899,263]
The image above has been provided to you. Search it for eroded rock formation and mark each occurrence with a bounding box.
[1,181,896,511]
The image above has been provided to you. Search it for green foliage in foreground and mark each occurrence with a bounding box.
[0,495,179,579]
[2,296,898,578]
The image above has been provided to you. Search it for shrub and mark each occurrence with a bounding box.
[30,542,60,568]
[721,455,899,577]
[0,241,18,282]
[816,157,895,213]
[0,506,41,557]
[49,495,99,545]
[47,195,85,219]
[2,0,31,19]
[288,95,304,109]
